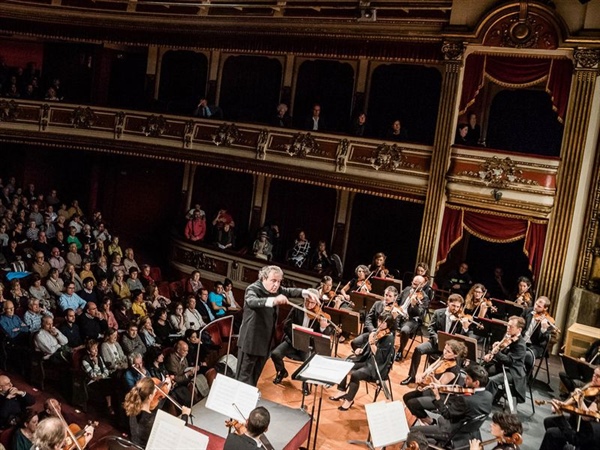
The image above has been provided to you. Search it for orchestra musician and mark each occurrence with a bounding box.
[539,366,600,450]
[396,276,430,363]
[513,276,533,308]
[338,265,371,304]
[224,406,272,450]
[368,252,393,279]
[521,296,555,359]
[414,262,434,302]
[329,312,396,411]
[411,364,493,445]
[123,377,191,447]
[271,289,334,387]
[236,265,320,387]
[316,276,336,306]
[469,412,523,450]
[31,417,93,450]
[401,294,467,385]
[464,284,491,319]
[350,286,399,354]
[483,316,527,404]
[403,340,467,426]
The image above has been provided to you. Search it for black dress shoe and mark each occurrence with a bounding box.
[273,370,288,384]
[395,352,403,362]
[400,376,414,386]
[338,400,354,411]
[302,382,311,396]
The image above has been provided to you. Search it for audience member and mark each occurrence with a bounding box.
[252,230,272,261]
[0,300,29,345]
[0,375,35,429]
[77,301,107,341]
[169,302,187,337]
[196,289,216,324]
[349,111,368,137]
[272,103,292,128]
[127,267,144,292]
[78,277,98,304]
[59,282,86,313]
[58,309,84,351]
[28,274,54,311]
[121,323,146,357]
[183,295,205,331]
[100,327,128,373]
[287,229,310,268]
[24,298,53,333]
[385,119,408,141]
[184,209,206,242]
[33,316,70,363]
[31,253,51,279]
[305,103,326,131]
[193,97,223,119]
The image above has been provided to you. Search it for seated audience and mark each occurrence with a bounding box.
[184,209,206,242]
[123,352,147,390]
[31,252,51,279]
[62,263,83,292]
[81,339,114,415]
[287,230,310,268]
[78,277,99,304]
[34,316,70,363]
[98,296,118,330]
[139,264,155,288]
[127,267,144,293]
[183,295,205,331]
[196,289,216,324]
[272,103,292,128]
[101,327,128,374]
[252,230,272,261]
[305,103,325,131]
[121,323,146,357]
[153,307,176,345]
[11,409,39,450]
[59,282,86,314]
[193,97,223,119]
[131,290,147,318]
[24,298,53,333]
[28,274,54,311]
[185,270,204,295]
[0,300,29,345]
[138,316,160,349]
[112,270,131,307]
[123,248,140,272]
[0,375,35,429]
[169,302,187,337]
[385,119,408,141]
[77,301,107,341]
[58,309,84,351]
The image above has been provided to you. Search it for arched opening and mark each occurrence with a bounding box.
[159,51,208,115]
[293,60,355,132]
[219,55,282,124]
[368,64,442,144]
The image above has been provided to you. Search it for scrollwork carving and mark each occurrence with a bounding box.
[40,104,50,131]
[183,119,195,148]
[0,100,18,122]
[574,48,600,70]
[367,143,414,171]
[212,123,241,147]
[256,129,269,160]
[459,155,537,187]
[336,139,350,173]
[285,132,319,158]
[115,111,126,139]
[181,249,216,271]
[442,41,465,61]
[70,106,96,129]
[142,115,167,137]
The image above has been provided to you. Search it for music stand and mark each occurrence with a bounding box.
[437,331,478,362]
[371,277,403,296]
[293,355,354,450]
[292,324,332,357]
[475,317,508,357]
[490,298,524,321]
[560,353,595,384]
[323,306,361,339]
[350,292,383,314]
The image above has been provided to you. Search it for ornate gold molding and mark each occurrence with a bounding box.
[573,48,600,70]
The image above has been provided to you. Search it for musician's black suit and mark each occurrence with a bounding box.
[236,280,304,386]
[224,433,262,449]
[405,307,469,378]
[485,336,527,402]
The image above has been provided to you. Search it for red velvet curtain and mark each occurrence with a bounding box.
[459,54,572,123]
[436,207,547,279]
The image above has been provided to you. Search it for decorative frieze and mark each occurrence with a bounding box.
[142,115,167,137]
[70,107,96,129]
[212,123,240,147]
[285,132,320,158]
[0,100,19,122]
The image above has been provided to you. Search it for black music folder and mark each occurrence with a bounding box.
[560,353,595,383]
[323,306,361,336]
[291,324,332,356]
[437,331,478,362]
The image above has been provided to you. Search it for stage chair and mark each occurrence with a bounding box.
[499,348,536,414]
[402,322,425,360]
[364,350,395,402]
[0,427,16,448]
[437,413,488,449]
[532,338,553,386]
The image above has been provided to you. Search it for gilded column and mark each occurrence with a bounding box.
[537,49,600,316]
[415,42,464,269]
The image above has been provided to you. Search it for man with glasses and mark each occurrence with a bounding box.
[58,282,86,314]
[0,375,34,428]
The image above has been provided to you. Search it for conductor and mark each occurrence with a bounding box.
[236,265,320,386]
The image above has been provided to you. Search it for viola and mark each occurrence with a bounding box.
[149,377,172,410]
[355,279,372,293]
[480,299,498,314]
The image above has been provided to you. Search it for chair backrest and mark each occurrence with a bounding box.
[0,426,16,447]
[525,348,536,376]
[380,347,396,381]
[444,413,488,446]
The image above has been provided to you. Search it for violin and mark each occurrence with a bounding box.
[225,419,247,435]
[64,422,99,450]
[373,328,391,342]
[417,357,457,390]
[438,385,477,395]
[450,311,484,330]
[487,333,518,358]
[480,299,498,314]
[534,399,600,421]
[149,377,172,410]
[288,302,342,334]
[533,312,561,333]
[356,279,372,293]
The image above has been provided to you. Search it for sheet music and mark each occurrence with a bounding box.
[205,373,260,421]
[147,410,209,450]
[299,355,354,384]
[365,401,409,447]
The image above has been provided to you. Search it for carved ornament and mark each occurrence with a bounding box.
[367,143,414,172]
[285,132,319,158]
[115,111,126,139]
[183,119,195,148]
[336,139,350,173]
[212,123,241,147]
[181,249,216,271]
[256,129,269,160]
[442,41,465,61]
[142,115,167,137]
[0,100,19,122]
[574,48,600,70]
[459,155,537,187]
[70,106,96,129]
[40,104,50,131]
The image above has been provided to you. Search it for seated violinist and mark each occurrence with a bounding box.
[351,286,399,354]
[539,366,600,450]
[224,406,272,450]
[368,252,393,279]
[397,276,430,363]
[414,262,434,302]
[329,312,396,411]
[404,340,467,426]
[271,289,334,388]
[513,276,533,308]
[522,296,555,359]
[469,412,523,450]
[411,364,493,446]
[316,276,336,306]
[124,377,191,448]
[483,316,527,404]
[337,265,371,308]
[464,284,492,319]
